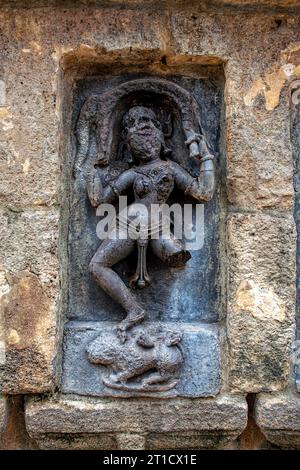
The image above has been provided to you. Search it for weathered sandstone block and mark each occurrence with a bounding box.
[227,213,296,392]
[255,392,300,449]
[25,394,248,450]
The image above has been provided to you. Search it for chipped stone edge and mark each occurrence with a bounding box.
[255,391,300,449]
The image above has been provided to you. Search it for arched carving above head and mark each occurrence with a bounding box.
[75,78,213,173]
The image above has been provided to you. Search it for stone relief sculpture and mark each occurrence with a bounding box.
[86,324,184,391]
[74,78,216,392]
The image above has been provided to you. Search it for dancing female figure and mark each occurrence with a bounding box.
[85,105,215,341]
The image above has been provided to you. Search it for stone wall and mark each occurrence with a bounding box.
[0,0,300,449]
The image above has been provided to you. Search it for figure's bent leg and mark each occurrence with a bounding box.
[150,235,191,267]
[89,236,145,339]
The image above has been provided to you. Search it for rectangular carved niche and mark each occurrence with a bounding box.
[61,65,225,398]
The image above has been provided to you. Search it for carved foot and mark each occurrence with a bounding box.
[142,372,171,386]
[109,371,129,384]
[116,311,146,343]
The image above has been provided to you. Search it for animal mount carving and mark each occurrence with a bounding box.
[86,324,184,392]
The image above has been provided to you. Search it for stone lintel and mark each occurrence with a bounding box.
[25,394,247,449]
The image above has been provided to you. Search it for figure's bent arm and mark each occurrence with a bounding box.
[87,169,135,207]
[172,158,215,202]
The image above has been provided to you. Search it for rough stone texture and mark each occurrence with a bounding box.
[170,12,300,210]
[25,394,248,449]
[145,432,236,450]
[227,213,296,392]
[0,5,298,209]
[116,433,146,450]
[0,208,59,284]
[0,397,7,435]
[0,396,39,449]
[0,206,59,392]
[255,392,300,449]
[0,206,59,393]
[1,1,300,10]
[62,322,221,398]
[28,433,118,450]
[0,0,298,449]
[0,271,58,393]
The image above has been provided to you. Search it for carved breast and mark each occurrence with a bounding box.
[133,164,174,203]
[133,175,151,198]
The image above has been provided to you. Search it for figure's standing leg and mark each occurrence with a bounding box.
[89,231,145,341]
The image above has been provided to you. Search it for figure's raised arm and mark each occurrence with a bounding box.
[87,168,135,208]
[172,156,215,202]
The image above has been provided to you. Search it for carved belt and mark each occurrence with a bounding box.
[117,213,172,290]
